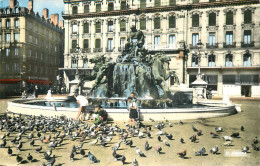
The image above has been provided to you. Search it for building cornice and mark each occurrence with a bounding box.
[62,0,259,19]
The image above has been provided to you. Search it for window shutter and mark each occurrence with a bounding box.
[193,0,199,3]
[72,40,77,49]
[84,5,89,13]
[121,1,126,10]
[140,0,146,8]
[96,4,101,12]
[154,17,160,29]
[84,22,89,33]
[120,20,126,31]
[140,19,146,30]
[96,22,101,33]
[226,11,233,25]
[209,13,216,26]
[72,6,77,14]
[244,10,252,24]
[192,14,199,27]
[84,39,89,48]
[95,39,100,48]
[169,0,176,6]
[169,16,176,28]
[108,3,114,11]
[155,0,161,7]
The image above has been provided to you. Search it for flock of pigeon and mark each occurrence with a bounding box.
[0,113,259,165]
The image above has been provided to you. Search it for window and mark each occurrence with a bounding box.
[84,5,89,13]
[209,0,216,2]
[193,0,199,3]
[14,63,19,72]
[83,22,89,33]
[96,21,101,33]
[154,17,160,29]
[225,31,233,45]
[192,14,199,27]
[140,0,146,9]
[226,11,233,25]
[244,10,252,24]
[108,21,113,32]
[6,48,10,57]
[72,40,77,49]
[5,33,11,43]
[208,32,215,46]
[208,54,215,67]
[154,36,160,45]
[155,0,161,7]
[96,4,101,12]
[14,19,19,28]
[192,33,199,46]
[140,18,146,30]
[95,39,101,48]
[14,33,19,42]
[108,3,114,11]
[209,13,216,26]
[169,35,175,48]
[6,19,10,28]
[244,30,251,44]
[28,49,32,57]
[120,38,126,48]
[225,54,233,67]
[121,1,127,10]
[169,16,176,28]
[5,64,9,72]
[72,6,78,14]
[192,55,198,66]
[83,39,89,48]
[107,38,113,51]
[71,58,77,68]
[72,24,78,34]
[83,59,88,68]
[169,0,176,6]
[15,48,19,56]
[243,53,251,67]
[35,37,38,45]
[120,20,126,31]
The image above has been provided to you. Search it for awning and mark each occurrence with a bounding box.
[26,80,52,85]
[0,79,22,84]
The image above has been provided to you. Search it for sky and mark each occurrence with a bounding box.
[0,0,64,20]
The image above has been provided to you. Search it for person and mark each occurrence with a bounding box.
[128,97,138,128]
[22,90,27,99]
[89,105,108,125]
[74,94,89,121]
[34,85,39,98]
[130,92,137,102]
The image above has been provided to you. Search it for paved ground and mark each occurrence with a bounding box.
[0,97,259,166]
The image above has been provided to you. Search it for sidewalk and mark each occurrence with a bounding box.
[212,96,260,101]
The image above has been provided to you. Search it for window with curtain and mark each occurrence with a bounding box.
[243,53,251,67]
[6,19,10,28]
[208,32,215,46]
[5,33,11,43]
[154,36,160,45]
[15,48,19,56]
[225,31,233,45]
[83,39,89,48]
[209,13,216,26]
[108,21,113,32]
[14,63,19,72]
[169,0,176,6]
[140,18,146,30]
[225,54,233,67]
[71,58,77,68]
[84,5,89,13]
[95,39,101,48]
[154,17,160,29]
[169,35,175,48]
[192,33,199,46]
[120,38,126,48]
[72,6,78,14]
[208,54,215,67]
[169,16,176,28]
[140,0,146,9]
[14,19,19,28]
[6,48,10,57]
[226,11,233,25]
[72,40,77,49]
[107,38,113,51]
[96,4,101,12]
[192,14,199,27]
[121,1,127,10]
[95,21,101,33]
[120,20,126,31]
[192,55,198,66]
[244,10,252,24]
[155,0,161,7]
[5,64,9,72]
[243,30,251,44]
[14,33,19,42]
[83,22,89,33]
[108,3,114,11]
[72,24,78,34]
[83,59,88,68]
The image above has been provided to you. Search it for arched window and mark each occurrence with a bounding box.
[208,54,215,67]
[225,54,233,67]
[243,52,251,67]
[6,9,10,14]
[192,55,199,67]
[72,6,78,15]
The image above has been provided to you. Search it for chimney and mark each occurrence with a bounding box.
[9,0,18,8]
[42,8,49,20]
[59,20,64,29]
[50,14,59,26]
[28,0,33,12]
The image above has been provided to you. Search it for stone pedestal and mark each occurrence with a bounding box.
[192,75,208,104]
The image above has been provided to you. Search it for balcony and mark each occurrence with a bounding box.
[93,48,103,52]
[106,47,114,52]
[145,44,177,51]
[82,48,91,53]
[223,42,236,48]
[241,41,254,48]
[206,43,218,49]
[189,44,199,49]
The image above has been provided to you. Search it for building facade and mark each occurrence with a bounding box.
[0,0,64,97]
[62,0,260,97]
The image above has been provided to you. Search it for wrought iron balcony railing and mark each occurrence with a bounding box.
[223,42,236,48]
[241,41,254,48]
[206,43,218,49]
[93,48,103,52]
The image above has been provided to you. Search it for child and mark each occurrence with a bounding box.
[128,97,138,128]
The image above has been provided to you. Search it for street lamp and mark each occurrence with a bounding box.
[71,45,83,80]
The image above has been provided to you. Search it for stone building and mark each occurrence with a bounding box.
[0,0,64,97]
[62,0,260,97]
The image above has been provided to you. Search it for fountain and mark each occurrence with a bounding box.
[7,26,239,120]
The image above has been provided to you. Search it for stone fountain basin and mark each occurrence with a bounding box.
[7,98,238,121]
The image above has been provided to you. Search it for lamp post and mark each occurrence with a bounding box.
[192,40,207,79]
[71,45,83,80]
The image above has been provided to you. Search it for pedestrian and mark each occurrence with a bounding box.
[89,105,108,125]
[128,97,138,128]
[34,85,39,98]
[74,94,89,121]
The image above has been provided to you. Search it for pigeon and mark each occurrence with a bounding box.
[155,146,162,154]
[80,149,85,159]
[210,145,219,154]
[16,141,23,151]
[35,146,42,153]
[88,151,100,163]
[147,132,152,139]
[241,126,244,131]
[195,147,206,156]
[179,120,184,125]
[47,155,56,166]
[16,154,23,164]
[76,143,84,150]
[113,151,126,165]
[89,138,98,145]
[124,139,133,147]
[0,139,7,148]
[253,137,258,144]
[189,135,197,143]
[177,150,186,158]
[132,158,139,166]
[135,147,145,157]
[223,141,233,146]
[0,134,6,140]
[138,131,144,138]
[180,138,184,143]
[27,153,33,162]
[210,132,219,138]
[163,140,170,147]
[196,130,202,136]
[222,136,232,141]
[165,134,173,140]
[231,132,239,138]
[156,130,164,136]
[158,136,161,142]
[7,146,13,156]
[70,152,74,161]
[215,127,223,132]
[28,132,34,139]
[100,139,108,147]
[112,141,121,151]
[149,118,155,122]
[252,144,260,151]
[145,141,150,151]
[30,139,35,146]
[192,125,198,132]
[242,146,249,153]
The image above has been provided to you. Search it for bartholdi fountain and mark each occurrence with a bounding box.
[7,26,239,121]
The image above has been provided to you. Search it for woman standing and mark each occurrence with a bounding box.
[128,97,138,128]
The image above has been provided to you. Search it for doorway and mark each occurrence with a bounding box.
[241,85,251,97]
